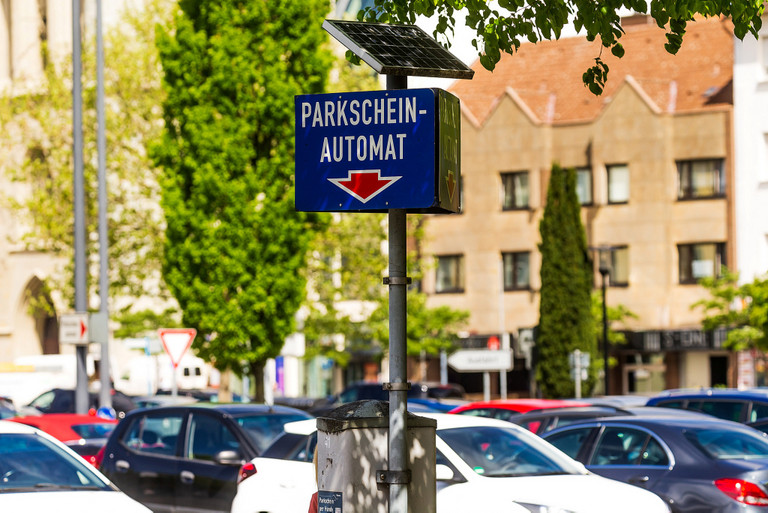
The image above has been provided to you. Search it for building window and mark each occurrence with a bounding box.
[501,171,529,210]
[436,255,464,293]
[502,252,530,290]
[576,167,592,205]
[677,159,725,199]
[607,164,629,204]
[678,243,725,284]
[598,246,629,286]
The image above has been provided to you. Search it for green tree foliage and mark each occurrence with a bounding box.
[154,0,332,398]
[694,269,768,352]
[359,0,764,94]
[0,1,177,330]
[590,289,638,374]
[537,164,595,398]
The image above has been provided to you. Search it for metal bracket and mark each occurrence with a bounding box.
[382,382,411,392]
[383,276,412,285]
[376,469,411,485]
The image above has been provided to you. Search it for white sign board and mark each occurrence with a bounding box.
[158,328,196,369]
[448,349,513,372]
[59,313,89,344]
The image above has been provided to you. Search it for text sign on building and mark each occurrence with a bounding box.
[295,88,460,213]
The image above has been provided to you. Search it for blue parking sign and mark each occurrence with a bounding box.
[294,88,460,213]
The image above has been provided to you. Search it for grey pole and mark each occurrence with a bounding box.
[600,268,609,394]
[96,0,112,411]
[387,67,408,513]
[499,260,507,399]
[72,0,89,415]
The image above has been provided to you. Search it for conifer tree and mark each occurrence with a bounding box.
[537,164,596,397]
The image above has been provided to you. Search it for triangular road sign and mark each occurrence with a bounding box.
[158,328,197,368]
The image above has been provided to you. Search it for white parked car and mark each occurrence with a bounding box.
[0,420,151,512]
[231,413,670,513]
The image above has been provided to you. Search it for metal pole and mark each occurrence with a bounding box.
[72,0,89,415]
[573,349,582,399]
[499,260,507,399]
[386,73,408,513]
[483,371,490,401]
[96,0,112,411]
[601,270,609,395]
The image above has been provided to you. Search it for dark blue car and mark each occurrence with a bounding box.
[645,388,768,423]
[543,415,768,513]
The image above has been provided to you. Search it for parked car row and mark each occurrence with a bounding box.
[9,385,768,513]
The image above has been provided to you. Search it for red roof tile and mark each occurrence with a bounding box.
[450,16,734,125]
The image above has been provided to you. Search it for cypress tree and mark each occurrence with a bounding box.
[537,164,596,397]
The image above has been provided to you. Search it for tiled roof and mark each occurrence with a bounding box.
[450,15,734,125]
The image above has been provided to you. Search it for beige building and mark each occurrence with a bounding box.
[422,15,736,396]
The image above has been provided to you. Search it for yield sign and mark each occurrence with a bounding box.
[158,328,196,369]
[328,170,401,203]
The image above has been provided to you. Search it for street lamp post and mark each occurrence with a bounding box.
[599,265,609,395]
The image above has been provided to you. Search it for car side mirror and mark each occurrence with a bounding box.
[214,450,243,466]
[436,464,455,481]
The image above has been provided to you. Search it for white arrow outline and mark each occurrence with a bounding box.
[329,169,402,203]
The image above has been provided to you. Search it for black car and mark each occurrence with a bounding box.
[509,405,710,435]
[543,415,768,513]
[98,403,312,513]
[27,387,137,418]
[309,381,465,416]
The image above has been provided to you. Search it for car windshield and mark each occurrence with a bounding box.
[71,422,116,440]
[438,425,584,477]
[236,413,311,453]
[0,433,111,492]
[684,427,768,460]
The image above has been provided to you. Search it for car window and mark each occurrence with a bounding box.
[750,402,768,422]
[545,428,592,460]
[29,391,56,410]
[689,400,743,422]
[122,413,184,456]
[70,422,116,440]
[0,433,111,491]
[457,408,494,418]
[685,427,768,460]
[654,400,685,410]
[438,426,579,477]
[591,427,648,466]
[188,413,240,462]
[236,413,310,453]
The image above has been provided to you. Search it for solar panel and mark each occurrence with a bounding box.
[323,19,475,80]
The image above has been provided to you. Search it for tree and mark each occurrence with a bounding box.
[359,0,764,94]
[591,289,638,376]
[537,164,595,398]
[0,0,178,331]
[153,0,333,400]
[694,269,768,352]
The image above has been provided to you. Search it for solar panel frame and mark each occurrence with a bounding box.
[323,19,475,80]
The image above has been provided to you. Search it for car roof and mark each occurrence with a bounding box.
[451,398,590,412]
[131,402,312,416]
[0,419,42,434]
[647,388,768,402]
[549,414,745,430]
[282,411,524,436]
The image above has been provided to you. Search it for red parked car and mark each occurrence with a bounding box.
[8,413,117,466]
[449,398,590,422]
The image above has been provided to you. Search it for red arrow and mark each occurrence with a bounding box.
[79,319,87,338]
[329,170,401,203]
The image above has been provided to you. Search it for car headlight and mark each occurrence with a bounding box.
[516,504,576,513]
